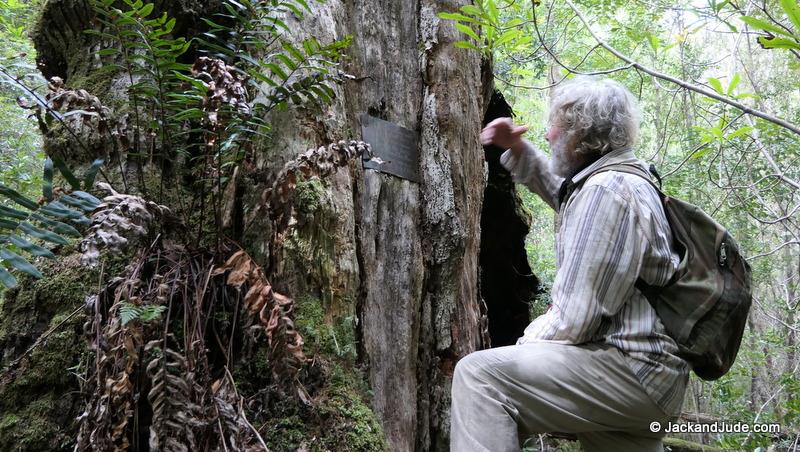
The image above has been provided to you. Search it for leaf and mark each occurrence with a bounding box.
[454,40,480,51]
[0,248,43,279]
[282,41,305,63]
[740,16,794,37]
[0,183,39,210]
[0,219,19,230]
[437,12,477,23]
[455,23,480,41]
[139,305,167,322]
[726,126,754,140]
[708,77,724,94]
[50,155,82,190]
[0,205,29,220]
[43,157,54,201]
[780,0,800,32]
[84,159,104,189]
[647,34,660,52]
[460,4,483,16]
[39,201,85,220]
[120,303,141,325]
[727,73,741,96]
[70,191,102,206]
[264,62,289,81]
[137,3,154,18]
[274,53,298,71]
[495,29,522,46]
[757,36,800,50]
[31,214,82,237]
[18,222,70,245]
[0,267,17,289]
[98,48,120,57]
[2,235,55,258]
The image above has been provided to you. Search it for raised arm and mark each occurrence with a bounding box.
[480,118,562,210]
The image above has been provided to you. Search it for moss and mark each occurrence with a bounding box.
[263,414,311,451]
[295,295,357,360]
[259,363,387,452]
[247,296,385,451]
[317,364,387,451]
[294,176,328,220]
[7,312,85,400]
[0,393,74,452]
[0,249,132,450]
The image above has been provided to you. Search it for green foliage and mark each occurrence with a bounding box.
[199,0,351,111]
[438,0,532,56]
[119,302,167,325]
[84,0,351,245]
[0,1,45,203]
[740,0,800,52]
[0,161,101,289]
[442,0,800,447]
[87,0,192,156]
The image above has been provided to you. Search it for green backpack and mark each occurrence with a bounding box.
[560,163,753,380]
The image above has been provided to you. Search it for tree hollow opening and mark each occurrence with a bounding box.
[479,91,539,347]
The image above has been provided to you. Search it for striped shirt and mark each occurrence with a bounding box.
[501,143,689,416]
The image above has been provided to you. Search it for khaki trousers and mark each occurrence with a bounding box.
[450,343,674,452]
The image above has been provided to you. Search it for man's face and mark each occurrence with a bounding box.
[546,123,581,178]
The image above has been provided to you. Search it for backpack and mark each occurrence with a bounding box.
[559,162,753,380]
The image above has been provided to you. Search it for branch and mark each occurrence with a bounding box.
[747,240,800,260]
[531,6,634,77]
[562,0,800,137]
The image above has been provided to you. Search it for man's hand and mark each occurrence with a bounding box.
[480,117,529,154]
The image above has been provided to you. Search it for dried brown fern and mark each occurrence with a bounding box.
[146,339,206,451]
[72,135,376,449]
[213,249,308,397]
[259,140,376,235]
[75,305,143,451]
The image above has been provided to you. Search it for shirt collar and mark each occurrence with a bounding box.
[570,148,638,185]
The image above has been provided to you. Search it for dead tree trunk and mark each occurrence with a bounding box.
[0,1,537,450]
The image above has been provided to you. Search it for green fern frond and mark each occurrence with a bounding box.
[0,160,103,289]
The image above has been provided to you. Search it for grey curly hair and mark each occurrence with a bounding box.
[548,76,642,156]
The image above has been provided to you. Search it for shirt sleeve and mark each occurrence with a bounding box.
[499,140,563,211]
[518,184,645,345]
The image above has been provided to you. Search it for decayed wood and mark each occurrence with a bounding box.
[265,2,489,450]
[19,0,493,450]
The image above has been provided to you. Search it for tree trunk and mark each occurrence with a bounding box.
[1,1,536,450]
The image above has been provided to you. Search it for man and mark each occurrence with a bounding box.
[450,77,688,452]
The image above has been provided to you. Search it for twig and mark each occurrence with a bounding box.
[561,0,800,137]
[747,241,800,261]
[2,304,84,372]
[531,4,634,77]
[224,367,270,451]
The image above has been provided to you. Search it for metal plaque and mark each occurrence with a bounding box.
[360,114,421,183]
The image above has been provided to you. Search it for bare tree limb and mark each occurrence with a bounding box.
[561,0,800,137]
[747,240,800,260]
[531,5,634,77]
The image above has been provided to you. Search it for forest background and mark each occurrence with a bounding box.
[0,0,798,450]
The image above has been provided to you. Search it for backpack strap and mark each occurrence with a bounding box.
[557,162,663,208]
[555,162,670,295]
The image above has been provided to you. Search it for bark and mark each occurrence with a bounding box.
[1,0,536,450]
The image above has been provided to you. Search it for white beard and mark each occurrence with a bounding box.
[548,135,580,179]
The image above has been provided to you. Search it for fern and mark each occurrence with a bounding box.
[145,339,203,450]
[0,158,102,288]
[87,0,191,157]
[119,302,167,325]
[199,0,351,113]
